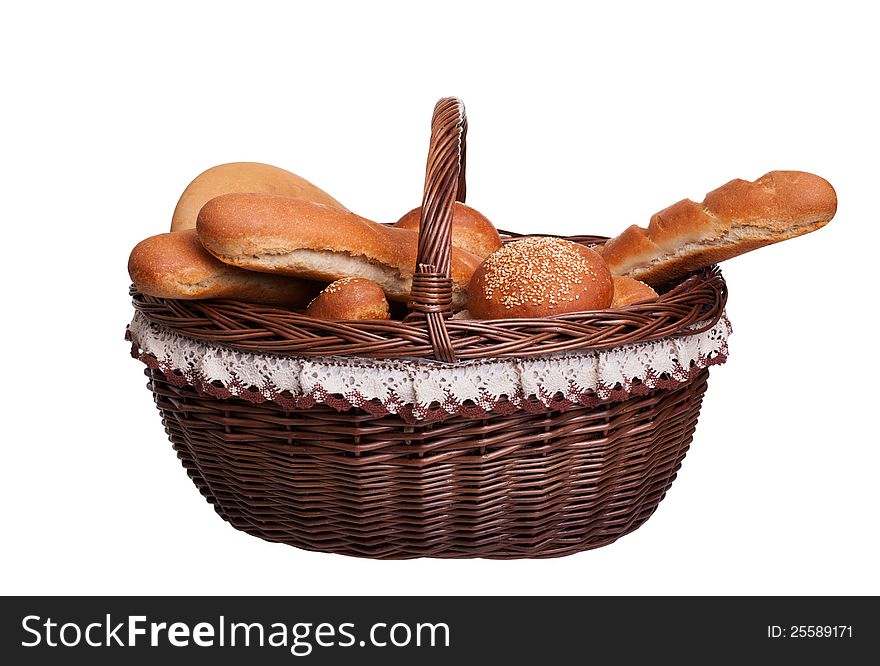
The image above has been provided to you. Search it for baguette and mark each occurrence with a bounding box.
[128,229,319,306]
[394,202,502,259]
[171,162,347,232]
[197,193,483,309]
[602,171,837,286]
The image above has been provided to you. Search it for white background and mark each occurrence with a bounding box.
[2,1,877,595]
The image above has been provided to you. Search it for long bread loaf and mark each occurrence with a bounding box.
[602,171,837,286]
[128,229,320,306]
[197,193,483,309]
[171,162,347,232]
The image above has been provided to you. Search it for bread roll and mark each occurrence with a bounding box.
[197,193,483,309]
[602,170,837,286]
[394,202,502,259]
[171,162,347,232]
[128,229,319,306]
[468,237,613,319]
[306,277,390,320]
[611,276,658,308]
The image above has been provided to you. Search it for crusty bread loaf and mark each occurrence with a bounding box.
[197,193,483,309]
[128,229,320,306]
[468,237,613,319]
[394,202,502,259]
[306,277,390,320]
[611,276,658,308]
[602,171,837,286]
[171,162,347,232]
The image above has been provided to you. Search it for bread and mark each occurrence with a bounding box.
[602,171,837,286]
[601,225,663,275]
[468,237,613,319]
[611,276,658,308]
[128,229,319,306]
[171,162,347,232]
[306,277,390,320]
[394,202,502,259]
[197,193,483,309]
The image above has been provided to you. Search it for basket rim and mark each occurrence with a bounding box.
[127,307,730,422]
[130,233,728,362]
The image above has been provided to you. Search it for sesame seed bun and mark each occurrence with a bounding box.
[468,237,613,319]
[305,277,390,320]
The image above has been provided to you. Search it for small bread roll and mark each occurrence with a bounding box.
[306,277,390,320]
[394,202,503,259]
[468,237,613,319]
[128,229,318,306]
[171,162,347,232]
[611,276,659,308]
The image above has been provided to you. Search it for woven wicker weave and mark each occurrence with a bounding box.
[130,98,728,558]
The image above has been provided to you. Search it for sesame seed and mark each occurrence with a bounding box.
[322,276,359,295]
[480,237,602,310]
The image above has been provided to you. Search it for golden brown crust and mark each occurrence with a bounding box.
[394,202,502,259]
[611,276,659,308]
[703,171,837,228]
[603,171,837,286]
[128,230,320,306]
[171,162,347,232]
[647,199,728,250]
[305,277,390,320]
[631,239,774,286]
[468,237,613,319]
[601,225,663,275]
[196,193,483,307]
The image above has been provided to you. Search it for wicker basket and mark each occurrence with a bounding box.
[128,98,729,558]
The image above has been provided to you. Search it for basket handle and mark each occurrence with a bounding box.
[406,97,468,362]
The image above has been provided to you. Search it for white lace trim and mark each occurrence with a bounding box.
[127,311,730,420]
